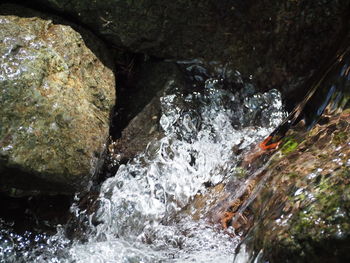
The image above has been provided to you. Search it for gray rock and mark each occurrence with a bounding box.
[0,6,115,196]
[11,0,349,95]
[109,61,185,164]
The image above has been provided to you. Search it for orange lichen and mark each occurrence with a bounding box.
[221,210,250,230]
[259,135,281,150]
[220,180,256,230]
[221,211,235,229]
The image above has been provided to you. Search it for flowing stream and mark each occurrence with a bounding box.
[0,64,286,263]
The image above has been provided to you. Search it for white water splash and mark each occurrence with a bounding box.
[0,73,285,263]
[66,81,285,262]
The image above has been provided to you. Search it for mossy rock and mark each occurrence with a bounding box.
[239,111,350,262]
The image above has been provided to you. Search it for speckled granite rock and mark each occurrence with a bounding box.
[0,6,115,196]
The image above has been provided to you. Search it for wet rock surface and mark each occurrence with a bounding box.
[196,39,350,261]
[0,1,350,262]
[0,193,71,234]
[184,109,350,262]
[9,0,349,99]
[0,5,115,195]
[238,110,350,263]
[107,62,186,172]
[107,95,163,170]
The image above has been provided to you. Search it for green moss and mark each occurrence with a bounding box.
[244,109,350,262]
[289,168,350,242]
[280,137,299,154]
[287,173,298,178]
[342,108,350,115]
[232,167,247,178]
[332,131,348,146]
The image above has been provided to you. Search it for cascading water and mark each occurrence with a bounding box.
[0,64,286,263]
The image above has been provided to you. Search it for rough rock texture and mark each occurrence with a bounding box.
[0,6,115,196]
[11,0,350,99]
[218,38,350,261]
[238,110,350,263]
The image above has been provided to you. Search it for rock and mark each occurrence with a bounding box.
[185,110,350,263]
[229,39,350,258]
[228,35,350,261]
[181,35,350,261]
[0,5,115,196]
[108,95,162,166]
[255,31,350,152]
[108,61,185,165]
[236,110,350,263]
[11,0,350,98]
[116,60,187,129]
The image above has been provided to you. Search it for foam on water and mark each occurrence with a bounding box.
[66,80,284,262]
[0,71,285,262]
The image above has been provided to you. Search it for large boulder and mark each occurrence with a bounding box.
[11,0,350,98]
[0,5,115,196]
